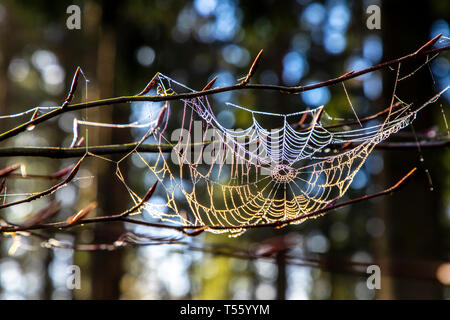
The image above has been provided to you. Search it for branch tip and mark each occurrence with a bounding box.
[66,202,97,225]
[415,33,442,55]
[62,66,81,108]
[142,181,158,203]
[183,226,208,236]
[202,76,218,91]
[241,49,263,85]
[137,72,160,96]
[0,164,21,177]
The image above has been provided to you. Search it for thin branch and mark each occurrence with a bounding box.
[0,167,417,235]
[0,143,172,158]
[137,72,159,96]
[6,226,444,282]
[0,155,84,209]
[239,49,263,85]
[0,137,447,159]
[61,66,81,108]
[319,102,404,129]
[0,39,448,143]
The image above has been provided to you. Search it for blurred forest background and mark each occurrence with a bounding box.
[0,0,449,299]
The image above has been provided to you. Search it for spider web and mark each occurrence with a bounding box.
[94,69,445,236]
[59,36,449,237]
[0,40,447,259]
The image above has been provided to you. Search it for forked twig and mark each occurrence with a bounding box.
[0,155,85,210]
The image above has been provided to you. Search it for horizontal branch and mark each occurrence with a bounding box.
[0,139,447,158]
[13,226,445,281]
[0,144,171,158]
[0,39,448,143]
[0,156,84,209]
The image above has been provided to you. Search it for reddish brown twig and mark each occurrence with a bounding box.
[21,202,61,228]
[239,49,263,85]
[202,76,218,91]
[0,164,21,178]
[137,72,159,96]
[0,155,85,210]
[62,66,81,108]
[66,202,97,225]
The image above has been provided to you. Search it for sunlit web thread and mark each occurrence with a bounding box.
[157,74,444,162]
[388,42,450,192]
[410,124,434,191]
[128,73,448,236]
[0,106,60,120]
[440,104,450,137]
[70,95,170,212]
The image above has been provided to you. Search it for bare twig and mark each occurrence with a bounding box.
[21,201,61,228]
[0,164,21,177]
[239,49,263,85]
[0,137,447,160]
[0,156,84,210]
[61,66,81,108]
[137,72,159,96]
[66,202,97,225]
[0,39,448,143]
[0,167,417,235]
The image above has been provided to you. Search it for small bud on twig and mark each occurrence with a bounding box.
[50,165,75,179]
[66,202,97,225]
[414,33,442,55]
[240,49,263,85]
[22,202,61,228]
[0,179,5,194]
[62,66,81,108]
[202,76,218,91]
[137,72,160,96]
[184,226,208,237]
[0,164,21,178]
[142,181,158,203]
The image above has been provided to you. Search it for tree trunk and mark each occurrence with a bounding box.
[381,0,443,299]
